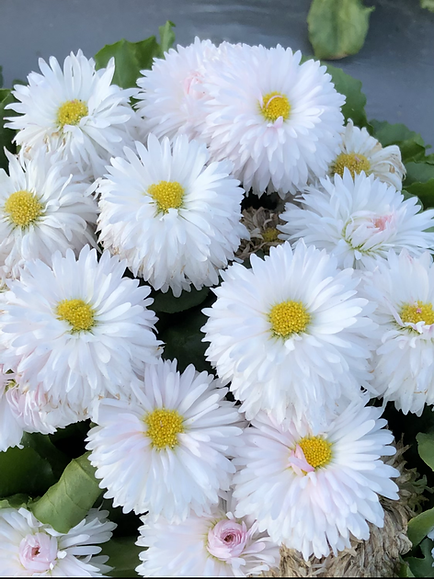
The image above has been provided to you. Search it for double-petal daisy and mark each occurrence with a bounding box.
[86,358,242,521]
[5,50,141,179]
[0,507,115,576]
[0,245,161,415]
[233,401,399,560]
[202,241,377,430]
[278,170,434,270]
[202,43,345,196]
[97,134,248,297]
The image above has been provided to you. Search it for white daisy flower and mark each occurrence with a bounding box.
[233,401,399,560]
[278,171,434,270]
[363,250,434,415]
[201,43,344,197]
[5,50,141,179]
[135,37,220,140]
[86,358,242,521]
[202,241,377,431]
[136,499,279,577]
[0,365,24,451]
[0,507,115,576]
[0,149,98,280]
[328,119,406,190]
[97,134,248,297]
[0,245,161,415]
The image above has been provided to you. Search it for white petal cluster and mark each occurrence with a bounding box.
[86,358,242,521]
[329,119,406,190]
[362,250,434,415]
[136,500,280,577]
[278,170,434,270]
[0,245,161,415]
[233,401,399,560]
[0,149,98,280]
[5,50,142,179]
[0,507,115,576]
[97,134,248,296]
[202,241,377,430]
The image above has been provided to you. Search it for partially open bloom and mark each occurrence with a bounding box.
[233,401,399,560]
[0,507,115,576]
[136,500,279,576]
[278,170,434,270]
[5,50,141,179]
[86,358,242,521]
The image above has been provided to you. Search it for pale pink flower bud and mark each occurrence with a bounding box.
[207,518,249,560]
[19,532,60,572]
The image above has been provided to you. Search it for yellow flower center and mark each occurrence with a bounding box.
[4,190,44,228]
[56,99,88,128]
[147,181,185,214]
[260,92,291,123]
[299,436,332,469]
[269,300,310,338]
[56,299,95,333]
[332,152,371,178]
[145,408,185,450]
[400,301,434,326]
[262,227,279,243]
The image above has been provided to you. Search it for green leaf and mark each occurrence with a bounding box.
[308,0,374,60]
[408,507,434,546]
[369,120,428,163]
[102,537,142,577]
[157,21,176,56]
[405,180,434,209]
[151,286,209,314]
[0,89,17,170]
[421,0,434,12]
[417,432,434,471]
[400,558,416,577]
[30,451,103,533]
[406,538,434,577]
[94,37,161,88]
[0,494,31,510]
[324,62,369,128]
[20,433,69,479]
[405,162,434,187]
[0,446,56,497]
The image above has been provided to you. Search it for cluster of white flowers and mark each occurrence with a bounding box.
[0,34,431,577]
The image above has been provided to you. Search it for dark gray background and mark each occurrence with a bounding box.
[0,0,432,145]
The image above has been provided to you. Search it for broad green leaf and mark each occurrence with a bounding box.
[101,537,142,577]
[405,180,434,209]
[400,559,416,577]
[0,494,30,510]
[421,0,434,12]
[417,432,434,470]
[369,120,428,163]
[325,62,369,128]
[406,538,434,577]
[0,446,56,497]
[405,162,434,186]
[308,0,374,60]
[408,507,434,546]
[94,37,161,88]
[157,21,176,56]
[30,452,103,533]
[159,308,214,373]
[0,89,17,170]
[21,433,69,479]
[151,286,209,314]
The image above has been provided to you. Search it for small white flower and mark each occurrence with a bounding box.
[363,250,434,415]
[202,241,377,431]
[86,358,242,521]
[279,171,434,270]
[0,245,161,415]
[0,507,116,576]
[233,401,399,560]
[135,37,220,140]
[5,50,142,179]
[97,134,248,297]
[329,119,406,190]
[136,499,279,577]
[201,43,344,196]
[0,149,97,279]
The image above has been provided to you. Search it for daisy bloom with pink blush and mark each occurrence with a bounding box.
[278,170,434,270]
[0,507,115,576]
[86,358,242,522]
[136,499,279,576]
[233,400,399,560]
